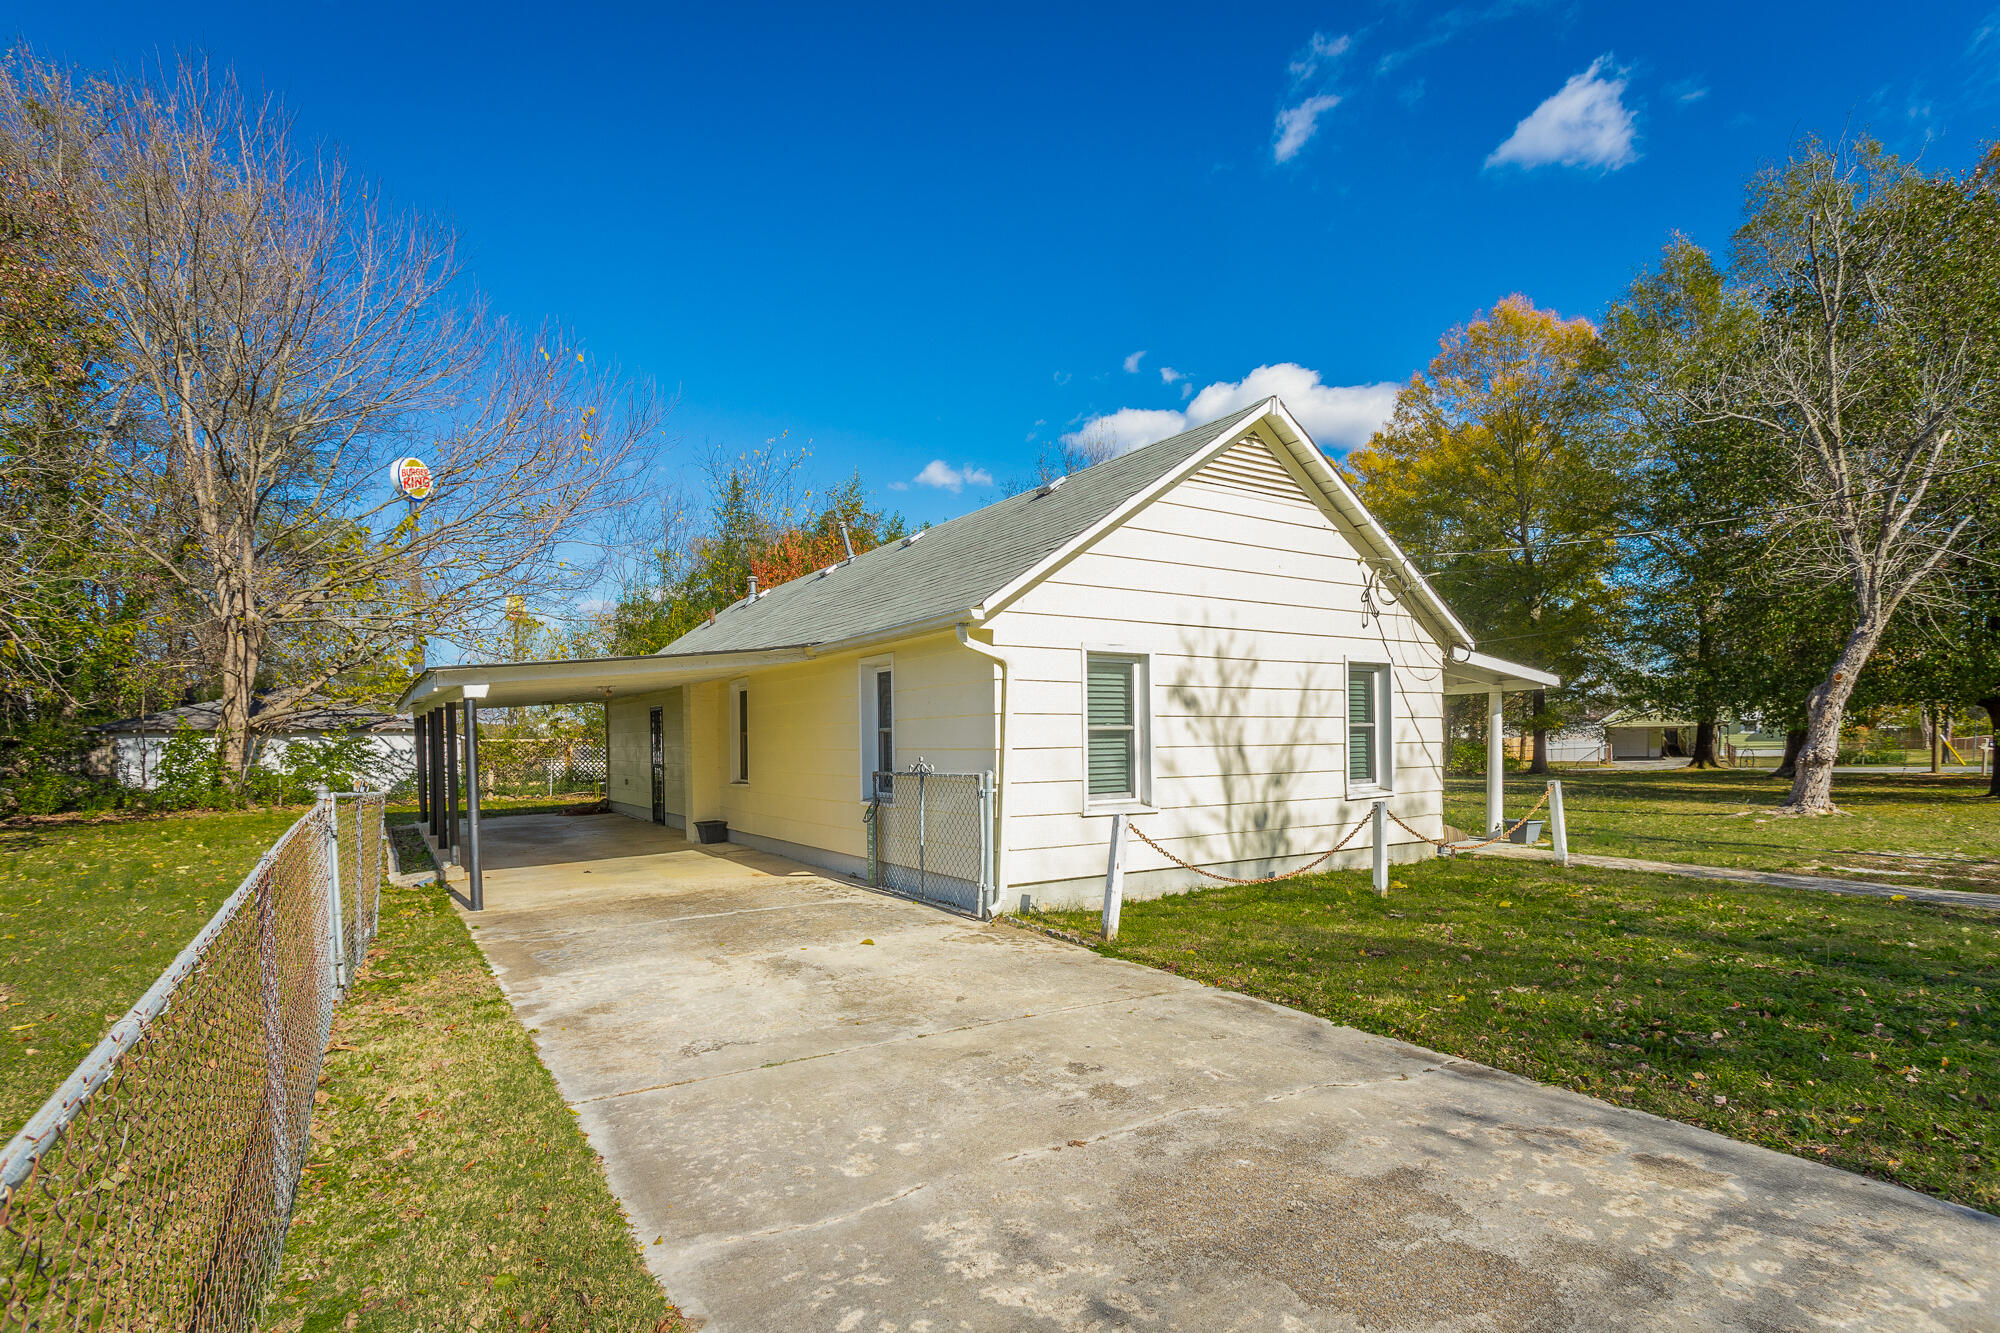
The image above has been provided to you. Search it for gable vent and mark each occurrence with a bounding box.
[1191,438,1299,500]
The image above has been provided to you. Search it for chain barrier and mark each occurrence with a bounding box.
[1126,811,1375,885]
[1385,787,1552,853]
[0,793,386,1331]
[1128,784,1557,888]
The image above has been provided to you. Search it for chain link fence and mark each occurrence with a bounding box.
[472,737,607,799]
[0,792,386,1331]
[867,767,993,917]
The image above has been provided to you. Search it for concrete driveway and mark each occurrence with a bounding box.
[463,813,1999,1332]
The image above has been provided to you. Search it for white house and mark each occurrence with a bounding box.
[91,702,416,791]
[395,398,1554,913]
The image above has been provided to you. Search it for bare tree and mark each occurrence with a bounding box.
[3,55,660,776]
[1691,140,1999,814]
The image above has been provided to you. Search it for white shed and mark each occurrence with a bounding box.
[396,398,1554,912]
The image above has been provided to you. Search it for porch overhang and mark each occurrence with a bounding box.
[1442,651,1560,696]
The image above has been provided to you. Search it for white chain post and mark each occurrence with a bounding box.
[1101,813,1127,941]
[1372,800,1388,896]
[1548,779,1568,866]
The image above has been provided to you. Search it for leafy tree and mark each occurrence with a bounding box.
[1672,139,2000,812]
[1347,294,1624,771]
[1,54,660,785]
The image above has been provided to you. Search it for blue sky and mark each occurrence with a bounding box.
[18,2,2000,526]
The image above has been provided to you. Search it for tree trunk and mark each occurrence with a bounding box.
[1982,696,2000,798]
[1772,729,1808,780]
[1929,705,1944,774]
[1528,688,1549,775]
[1686,719,1719,769]
[215,579,264,782]
[1779,622,1883,814]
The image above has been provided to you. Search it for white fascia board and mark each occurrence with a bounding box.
[1258,399,1475,651]
[1442,650,1560,695]
[973,399,1276,619]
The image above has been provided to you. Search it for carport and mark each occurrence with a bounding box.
[395,647,805,908]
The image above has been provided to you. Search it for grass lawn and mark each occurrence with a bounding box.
[260,844,685,1332]
[1040,856,1999,1213]
[0,807,303,1134]
[1445,767,2000,893]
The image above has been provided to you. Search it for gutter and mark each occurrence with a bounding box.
[955,622,1017,917]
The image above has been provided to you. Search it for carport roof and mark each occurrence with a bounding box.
[1442,651,1561,696]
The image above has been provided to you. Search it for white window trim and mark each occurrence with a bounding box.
[1079,646,1154,815]
[1345,660,1395,798]
[857,653,894,800]
[729,677,750,785]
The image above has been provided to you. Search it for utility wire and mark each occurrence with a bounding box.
[1415,458,2000,565]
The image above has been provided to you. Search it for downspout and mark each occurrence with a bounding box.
[956,622,1016,916]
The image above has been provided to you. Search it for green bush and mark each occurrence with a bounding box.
[151,721,229,810]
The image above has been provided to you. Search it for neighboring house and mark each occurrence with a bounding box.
[396,398,1554,912]
[1521,709,1735,763]
[91,702,416,791]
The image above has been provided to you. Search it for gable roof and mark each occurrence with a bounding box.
[659,402,1272,657]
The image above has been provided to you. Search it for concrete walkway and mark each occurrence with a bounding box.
[463,813,1999,1332]
[1475,844,2000,911]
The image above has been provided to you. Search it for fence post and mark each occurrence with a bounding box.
[1102,813,1127,940]
[320,790,347,992]
[1372,799,1388,896]
[982,770,997,919]
[1548,779,1568,866]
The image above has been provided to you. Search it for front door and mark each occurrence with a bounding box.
[649,706,666,824]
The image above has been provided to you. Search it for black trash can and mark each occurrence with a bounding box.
[694,819,728,845]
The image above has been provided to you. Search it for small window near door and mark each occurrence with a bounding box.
[869,665,894,799]
[1086,653,1144,804]
[1349,664,1385,788]
[734,685,750,783]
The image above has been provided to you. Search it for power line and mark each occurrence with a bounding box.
[1416,458,2000,565]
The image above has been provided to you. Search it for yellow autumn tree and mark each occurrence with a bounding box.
[1345,294,1624,770]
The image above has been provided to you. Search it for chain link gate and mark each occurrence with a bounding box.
[866,765,993,916]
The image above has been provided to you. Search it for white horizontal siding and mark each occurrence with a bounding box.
[991,437,1448,899]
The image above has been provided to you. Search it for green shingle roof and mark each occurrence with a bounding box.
[659,402,1270,658]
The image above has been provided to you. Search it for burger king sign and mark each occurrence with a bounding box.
[390,457,434,501]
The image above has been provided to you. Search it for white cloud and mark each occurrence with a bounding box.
[888,480,909,491]
[1159,366,1182,384]
[1122,350,1146,373]
[1059,363,1401,460]
[1485,57,1637,171]
[913,460,994,493]
[1288,31,1350,84]
[1052,370,1071,386]
[1273,93,1341,164]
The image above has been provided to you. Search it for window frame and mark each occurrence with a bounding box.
[1345,660,1394,797]
[857,654,894,800]
[730,678,750,784]
[1079,647,1153,814]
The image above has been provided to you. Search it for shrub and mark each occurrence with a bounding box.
[151,721,229,810]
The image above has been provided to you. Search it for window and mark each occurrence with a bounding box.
[861,660,893,799]
[1085,652,1145,804]
[733,684,750,783]
[1348,664,1391,790]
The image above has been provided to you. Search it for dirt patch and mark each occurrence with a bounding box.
[1115,1131,1566,1330]
[1629,1151,1729,1191]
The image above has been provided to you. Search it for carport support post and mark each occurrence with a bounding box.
[463,698,484,912]
[414,711,428,829]
[1548,780,1568,867]
[444,704,460,865]
[1372,800,1388,896]
[1486,688,1505,834]
[1101,813,1126,941]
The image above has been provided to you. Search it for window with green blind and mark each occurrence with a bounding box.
[1348,665,1380,786]
[1085,653,1143,802]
